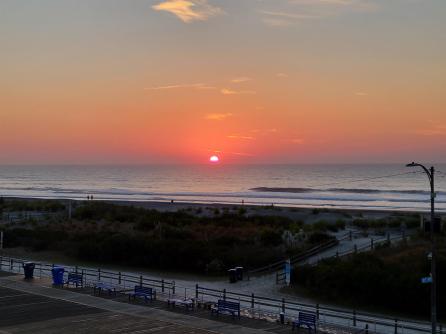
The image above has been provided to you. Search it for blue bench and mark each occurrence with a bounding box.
[292,312,317,333]
[211,299,240,319]
[93,281,117,296]
[128,285,156,303]
[64,273,83,288]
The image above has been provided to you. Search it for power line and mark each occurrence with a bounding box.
[316,170,424,188]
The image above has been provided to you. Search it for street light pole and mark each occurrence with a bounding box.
[406,162,437,334]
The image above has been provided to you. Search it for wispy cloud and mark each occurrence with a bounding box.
[261,0,377,26]
[286,138,305,144]
[221,88,257,95]
[152,0,223,23]
[228,151,255,157]
[231,77,252,83]
[261,10,321,21]
[415,124,446,136]
[145,83,216,90]
[355,91,368,96]
[276,72,289,78]
[227,135,255,140]
[205,113,233,121]
[250,128,279,134]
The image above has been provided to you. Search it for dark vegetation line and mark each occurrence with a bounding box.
[0,199,337,274]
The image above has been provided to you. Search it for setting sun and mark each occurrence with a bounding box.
[209,155,220,163]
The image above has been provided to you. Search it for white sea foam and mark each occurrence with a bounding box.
[0,164,445,212]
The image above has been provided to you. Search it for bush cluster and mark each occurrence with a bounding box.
[292,240,446,318]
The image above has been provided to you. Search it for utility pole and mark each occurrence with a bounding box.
[407,163,437,334]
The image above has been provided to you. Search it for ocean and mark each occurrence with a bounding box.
[0,164,445,212]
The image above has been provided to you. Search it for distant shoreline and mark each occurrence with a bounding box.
[3,195,442,219]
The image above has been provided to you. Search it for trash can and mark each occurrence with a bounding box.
[51,266,65,286]
[23,262,35,279]
[235,266,243,281]
[280,312,285,324]
[228,269,237,283]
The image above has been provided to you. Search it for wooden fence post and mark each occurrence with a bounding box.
[118,272,121,285]
[98,268,101,281]
[139,275,143,287]
[353,310,357,327]
[172,281,175,295]
[251,293,255,309]
[195,284,198,299]
[223,288,226,301]
[394,319,398,334]
[316,304,320,320]
[162,279,165,293]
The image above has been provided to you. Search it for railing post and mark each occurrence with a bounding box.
[394,319,398,334]
[0,256,2,270]
[223,288,226,301]
[75,266,78,274]
[371,238,374,250]
[281,298,285,313]
[162,279,165,293]
[118,272,121,285]
[172,281,175,295]
[349,231,352,241]
[195,284,198,299]
[81,269,85,284]
[365,324,369,334]
[98,268,101,281]
[353,310,357,327]
[10,259,13,271]
[387,232,390,243]
[139,275,143,287]
[251,293,255,309]
[316,304,320,320]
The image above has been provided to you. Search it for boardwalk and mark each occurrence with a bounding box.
[0,271,288,334]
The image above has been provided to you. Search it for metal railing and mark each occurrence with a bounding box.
[0,255,443,334]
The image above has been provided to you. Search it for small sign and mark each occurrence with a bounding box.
[285,259,291,286]
[421,277,432,284]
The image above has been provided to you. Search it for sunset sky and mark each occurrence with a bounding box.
[1,0,445,164]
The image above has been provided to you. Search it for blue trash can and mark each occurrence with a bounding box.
[23,262,35,279]
[51,266,65,285]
